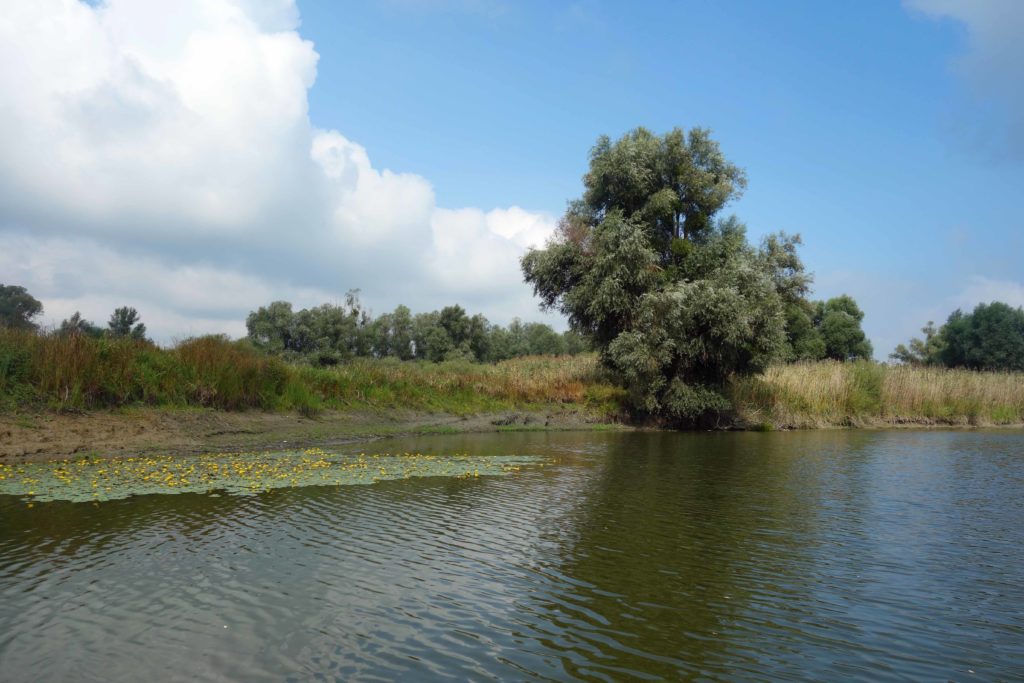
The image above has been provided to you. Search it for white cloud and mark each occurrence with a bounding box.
[0,233,337,341]
[952,276,1024,310]
[906,0,1024,159]
[0,0,556,342]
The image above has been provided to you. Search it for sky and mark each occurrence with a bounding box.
[1,0,1022,357]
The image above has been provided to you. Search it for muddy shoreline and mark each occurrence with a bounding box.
[0,407,621,463]
[4,407,1019,464]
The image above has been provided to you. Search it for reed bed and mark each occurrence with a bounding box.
[4,327,1020,426]
[732,360,1024,427]
[306,354,613,410]
[0,329,618,415]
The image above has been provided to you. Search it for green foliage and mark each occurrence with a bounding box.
[938,302,1024,371]
[246,300,296,352]
[0,284,43,331]
[59,312,104,338]
[892,303,1024,372]
[815,296,872,360]
[367,304,415,359]
[0,327,616,416]
[890,321,943,366]
[847,360,884,414]
[783,301,826,361]
[245,293,587,366]
[107,306,148,341]
[582,126,747,250]
[522,126,808,424]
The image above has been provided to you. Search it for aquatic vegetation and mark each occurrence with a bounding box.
[0,449,546,503]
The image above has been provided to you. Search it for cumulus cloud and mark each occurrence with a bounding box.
[906,0,1024,159]
[0,0,556,342]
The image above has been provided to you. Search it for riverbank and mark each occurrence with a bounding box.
[731,361,1024,429]
[3,332,1023,461]
[0,405,620,463]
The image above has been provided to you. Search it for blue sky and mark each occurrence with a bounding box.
[1,0,1021,354]
[298,0,1023,355]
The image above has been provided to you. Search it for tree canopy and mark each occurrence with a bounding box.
[522,126,824,424]
[59,311,104,338]
[245,293,587,365]
[891,302,1024,371]
[107,306,148,341]
[815,296,873,361]
[0,284,43,331]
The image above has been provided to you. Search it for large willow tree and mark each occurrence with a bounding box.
[522,127,810,424]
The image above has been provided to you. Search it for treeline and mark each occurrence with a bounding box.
[245,293,589,365]
[0,283,589,365]
[891,302,1024,371]
[0,285,149,341]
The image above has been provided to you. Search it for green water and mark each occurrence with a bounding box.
[2,430,1022,681]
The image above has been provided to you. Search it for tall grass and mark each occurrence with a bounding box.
[3,328,1020,427]
[731,360,1024,427]
[0,330,291,411]
[0,329,620,415]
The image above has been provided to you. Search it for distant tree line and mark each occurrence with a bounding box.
[245,292,590,365]
[891,302,1024,372]
[0,284,586,365]
[59,307,148,341]
[0,284,148,341]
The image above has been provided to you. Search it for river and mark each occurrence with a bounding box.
[1,430,1022,681]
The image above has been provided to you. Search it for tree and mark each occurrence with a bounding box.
[815,295,872,360]
[246,292,371,364]
[783,299,826,361]
[108,306,148,340]
[412,311,449,362]
[890,321,943,366]
[369,305,415,360]
[59,311,104,338]
[522,127,806,423]
[938,302,1024,371]
[246,301,295,352]
[561,328,591,355]
[0,284,43,331]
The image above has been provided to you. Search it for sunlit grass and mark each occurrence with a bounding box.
[731,361,1024,427]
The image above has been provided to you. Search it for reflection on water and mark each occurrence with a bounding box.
[2,430,1023,681]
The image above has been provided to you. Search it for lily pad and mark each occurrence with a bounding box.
[0,448,544,503]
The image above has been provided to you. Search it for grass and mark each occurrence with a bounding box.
[731,360,1024,428]
[3,329,1021,429]
[0,329,623,416]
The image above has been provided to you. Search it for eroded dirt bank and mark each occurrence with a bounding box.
[0,407,619,463]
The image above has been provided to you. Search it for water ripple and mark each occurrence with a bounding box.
[2,430,1024,681]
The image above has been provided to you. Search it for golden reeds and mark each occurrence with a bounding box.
[731,360,1024,427]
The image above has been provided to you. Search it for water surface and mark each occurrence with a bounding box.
[2,430,1023,681]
